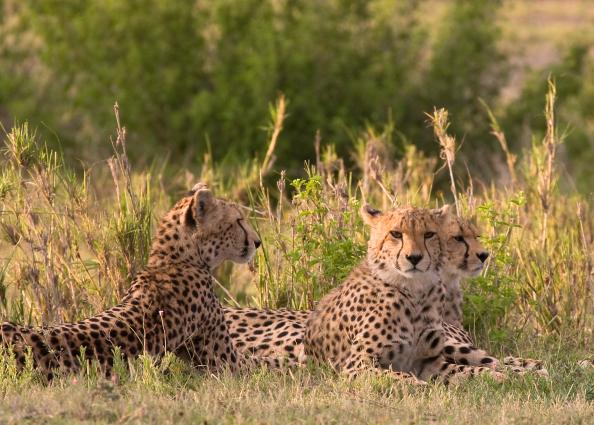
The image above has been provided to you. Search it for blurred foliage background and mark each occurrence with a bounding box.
[0,0,593,191]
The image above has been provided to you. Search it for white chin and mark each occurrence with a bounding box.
[467,267,483,277]
[398,269,427,279]
[240,248,256,262]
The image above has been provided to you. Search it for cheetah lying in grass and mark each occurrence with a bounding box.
[1,183,290,380]
[303,205,502,383]
[223,205,545,381]
[437,208,545,375]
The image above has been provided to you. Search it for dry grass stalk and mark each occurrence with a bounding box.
[359,130,396,208]
[314,130,321,171]
[109,102,136,209]
[480,99,517,187]
[260,95,286,181]
[577,202,594,313]
[228,95,285,200]
[538,78,558,250]
[428,108,459,215]
[107,102,149,280]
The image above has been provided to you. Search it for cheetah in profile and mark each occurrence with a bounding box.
[1,183,287,380]
[438,210,545,374]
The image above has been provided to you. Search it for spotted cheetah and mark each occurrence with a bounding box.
[438,211,545,374]
[223,207,545,377]
[440,211,488,328]
[302,205,504,383]
[225,307,309,363]
[0,183,288,380]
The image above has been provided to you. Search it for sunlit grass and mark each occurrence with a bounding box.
[0,81,592,423]
[1,347,594,424]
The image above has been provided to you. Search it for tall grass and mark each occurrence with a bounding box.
[0,83,592,352]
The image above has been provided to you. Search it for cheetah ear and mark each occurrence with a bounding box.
[360,204,382,226]
[195,187,216,217]
[182,184,216,227]
[431,204,453,222]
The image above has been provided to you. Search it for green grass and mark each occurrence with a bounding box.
[0,83,592,423]
[2,347,594,424]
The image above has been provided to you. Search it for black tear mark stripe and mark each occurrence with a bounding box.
[459,224,469,269]
[392,216,405,263]
[378,232,389,256]
[461,239,469,269]
[422,237,431,271]
[185,198,196,227]
[460,224,469,258]
[236,218,249,248]
[395,237,403,265]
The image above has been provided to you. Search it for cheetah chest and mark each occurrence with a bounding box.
[375,286,444,373]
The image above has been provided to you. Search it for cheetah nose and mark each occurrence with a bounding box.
[254,240,262,249]
[477,252,489,263]
[406,254,423,266]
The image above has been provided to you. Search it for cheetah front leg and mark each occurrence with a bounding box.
[339,338,426,386]
[503,356,548,376]
[442,336,499,370]
[418,356,504,385]
[174,298,244,374]
[414,326,503,384]
[441,322,547,376]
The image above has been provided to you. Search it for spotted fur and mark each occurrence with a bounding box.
[303,205,502,384]
[0,183,289,380]
[438,210,546,375]
[222,207,545,378]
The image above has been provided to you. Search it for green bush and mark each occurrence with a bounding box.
[0,0,507,171]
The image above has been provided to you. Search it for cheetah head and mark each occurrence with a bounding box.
[437,207,489,278]
[361,205,446,281]
[151,183,261,269]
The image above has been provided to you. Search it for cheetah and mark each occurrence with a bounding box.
[0,183,288,380]
[223,207,544,376]
[439,210,488,328]
[302,205,503,383]
[438,210,546,374]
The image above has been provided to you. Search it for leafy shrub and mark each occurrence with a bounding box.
[0,0,507,172]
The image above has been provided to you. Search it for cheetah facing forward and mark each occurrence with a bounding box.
[0,183,285,380]
[303,205,502,383]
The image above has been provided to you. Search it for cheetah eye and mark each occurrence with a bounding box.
[454,235,465,242]
[424,232,436,239]
[390,231,402,239]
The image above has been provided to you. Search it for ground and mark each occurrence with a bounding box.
[2,341,594,425]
